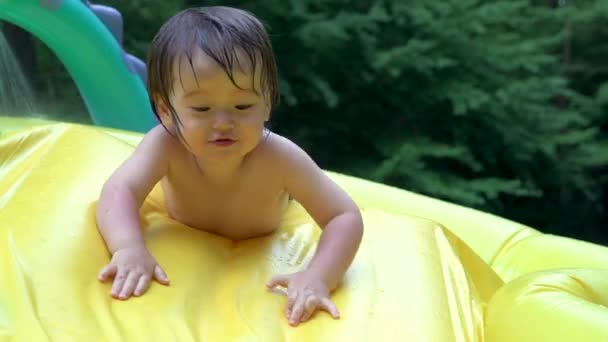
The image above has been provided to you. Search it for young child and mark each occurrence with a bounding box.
[96,6,363,327]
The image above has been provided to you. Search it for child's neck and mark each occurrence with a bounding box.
[193,155,245,186]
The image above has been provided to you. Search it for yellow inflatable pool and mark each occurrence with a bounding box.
[1,117,607,341]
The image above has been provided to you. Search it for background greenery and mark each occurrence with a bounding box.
[2,0,607,244]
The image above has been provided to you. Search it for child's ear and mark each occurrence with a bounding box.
[154,97,174,127]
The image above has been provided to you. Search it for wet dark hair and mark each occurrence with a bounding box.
[146,6,279,132]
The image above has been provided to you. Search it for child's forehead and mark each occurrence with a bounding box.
[174,48,255,77]
[172,48,261,92]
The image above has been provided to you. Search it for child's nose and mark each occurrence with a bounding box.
[212,112,235,130]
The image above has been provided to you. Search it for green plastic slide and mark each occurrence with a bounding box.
[0,0,155,132]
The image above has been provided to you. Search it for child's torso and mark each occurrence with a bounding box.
[161,145,289,240]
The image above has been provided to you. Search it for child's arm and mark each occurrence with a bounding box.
[266,137,363,326]
[96,125,172,300]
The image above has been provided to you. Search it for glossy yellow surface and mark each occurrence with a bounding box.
[0,118,607,341]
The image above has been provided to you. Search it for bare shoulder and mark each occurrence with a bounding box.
[259,131,359,225]
[139,125,179,151]
[128,125,181,172]
[255,131,309,164]
[252,131,320,185]
[134,125,184,162]
[106,125,178,197]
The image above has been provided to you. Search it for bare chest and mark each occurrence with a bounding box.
[161,165,288,240]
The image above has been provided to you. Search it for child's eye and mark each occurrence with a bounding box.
[191,106,210,112]
[235,104,254,110]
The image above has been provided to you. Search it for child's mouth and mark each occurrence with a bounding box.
[210,138,236,147]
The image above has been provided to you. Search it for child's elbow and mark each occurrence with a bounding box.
[347,200,363,227]
[344,209,364,239]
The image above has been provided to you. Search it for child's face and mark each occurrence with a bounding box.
[157,48,270,162]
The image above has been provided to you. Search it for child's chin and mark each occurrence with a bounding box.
[199,150,244,161]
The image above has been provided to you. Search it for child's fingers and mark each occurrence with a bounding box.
[289,294,306,326]
[266,274,290,289]
[299,309,313,323]
[111,269,128,298]
[118,272,139,300]
[285,289,298,317]
[300,296,320,322]
[133,274,151,297]
[153,265,170,285]
[98,264,117,282]
[320,298,340,319]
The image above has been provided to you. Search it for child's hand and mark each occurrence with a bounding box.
[266,271,340,326]
[98,246,170,300]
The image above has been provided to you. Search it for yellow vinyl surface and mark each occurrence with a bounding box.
[0,119,607,341]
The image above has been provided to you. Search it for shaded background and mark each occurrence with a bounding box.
[1,0,607,244]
